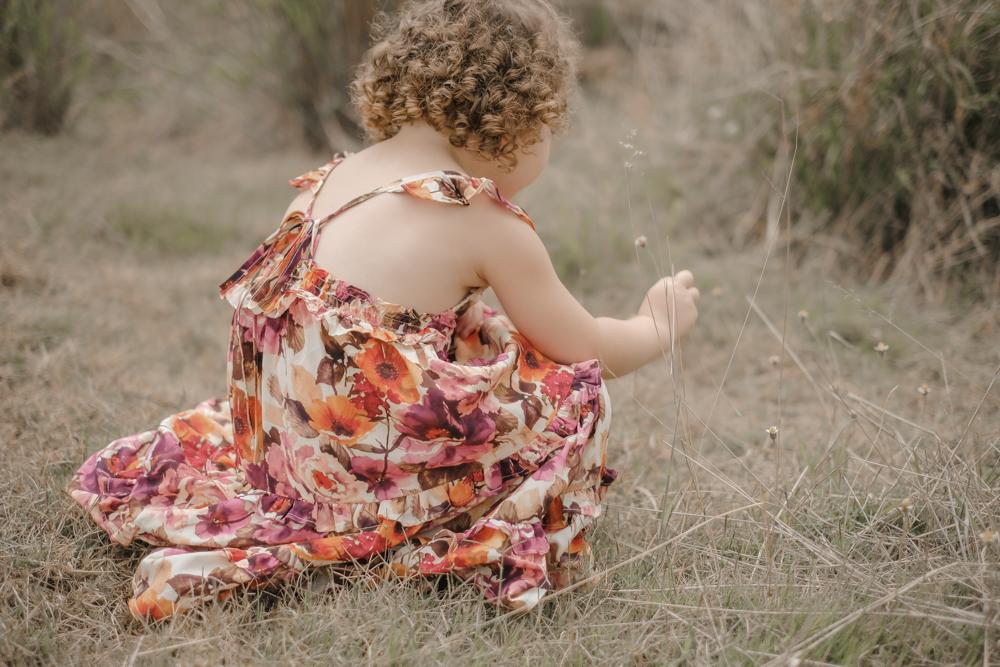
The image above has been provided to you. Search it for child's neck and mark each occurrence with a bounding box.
[376,120,533,196]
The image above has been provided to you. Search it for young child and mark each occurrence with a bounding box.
[66,0,699,622]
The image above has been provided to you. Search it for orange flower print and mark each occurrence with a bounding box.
[126,553,178,621]
[170,410,233,470]
[355,339,420,403]
[511,331,557,384]
[302,394,376,446]
[230,386,262,464]
[307,456,367,498]
[447,476,476,508]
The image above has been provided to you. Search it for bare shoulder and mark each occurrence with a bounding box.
[282,188,313,219]
[458,190,551,284]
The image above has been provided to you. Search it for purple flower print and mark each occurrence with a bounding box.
[333,281,374,304]
[251,520,322,544]
[350,456,408,500]
[570,360,602,390]
[245,551,282,575]
[397,435,493,469]
[397,387,496,445]
[532,445,571,483]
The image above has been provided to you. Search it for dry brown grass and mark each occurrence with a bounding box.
[2,1,998,665]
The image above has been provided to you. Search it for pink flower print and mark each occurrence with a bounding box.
[395,436,437,466]
[238,309,288,355]
[194,498,252,539]
[427,310,458,334]
[245,551,282,575]
[333,281,374,304]
[547,414,579,437]
[532,445,571,483]
[484,463,504,491]
[309,459,368,499]
[428,358,490,401]
[251,517,323,544]
[287,298,315,326]
[397,435,492,469]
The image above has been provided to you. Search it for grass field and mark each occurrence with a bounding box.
[2,2,998,665]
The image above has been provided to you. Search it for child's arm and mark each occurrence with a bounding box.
[472,205,700,379]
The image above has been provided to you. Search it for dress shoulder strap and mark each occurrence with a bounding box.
[217,151,352,314]
[307,162,536,233]
[380,170,536,230]
[287,152,351,195]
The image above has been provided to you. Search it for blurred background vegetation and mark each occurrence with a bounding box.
[2,0,996,302]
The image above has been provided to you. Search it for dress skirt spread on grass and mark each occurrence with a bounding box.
[66,152,617,622]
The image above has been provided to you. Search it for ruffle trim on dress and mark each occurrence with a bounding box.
[385,170,536,230]
[220,247,486,341]
[123,491,608,622]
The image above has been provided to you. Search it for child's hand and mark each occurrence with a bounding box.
[636,270,700,347]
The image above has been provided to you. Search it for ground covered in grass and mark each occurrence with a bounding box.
[2,128,997,665]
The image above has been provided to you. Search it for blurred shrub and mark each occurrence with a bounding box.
[779,0,999,293]
[255,0,399,152]
[564,0,618,48]
[0,0,90,134]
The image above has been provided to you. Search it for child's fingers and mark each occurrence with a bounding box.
[689,286,700,303]
[675,270,694,288]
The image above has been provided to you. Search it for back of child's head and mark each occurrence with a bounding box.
[349,0,581,172]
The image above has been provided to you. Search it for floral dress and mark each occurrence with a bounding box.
[66,151,616,622]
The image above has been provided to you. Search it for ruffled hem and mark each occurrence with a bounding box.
[67,374,614,622]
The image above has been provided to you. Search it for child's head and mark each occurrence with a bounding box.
[349,0,580,174]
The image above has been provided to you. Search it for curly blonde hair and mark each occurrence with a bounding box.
[348,0,581,172]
